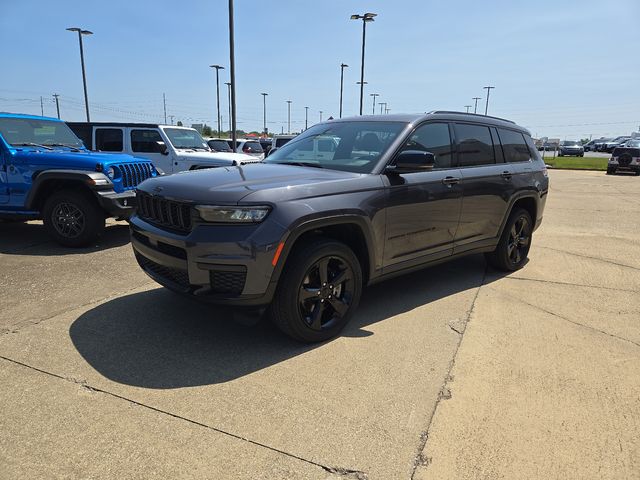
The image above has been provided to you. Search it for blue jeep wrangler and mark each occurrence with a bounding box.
[0,113,158,247]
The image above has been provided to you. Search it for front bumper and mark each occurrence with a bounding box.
[129,215,286,307]
[95,189,137,218]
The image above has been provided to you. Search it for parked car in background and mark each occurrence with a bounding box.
[593,138,612,152]
[603,136,631,153]
[558,140,584,157]
[68,122,258,174]
[265,134,297,157]
[0,113,158,246]
[207,138,233,153]
[259,138,272,156]
[130,111,548,342]
[229,139,265,160]
[607,139,640,175]
[582,139,600,152]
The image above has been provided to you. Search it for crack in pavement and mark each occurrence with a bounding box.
[1,281,157,336]
[409,266,487,479]
[488,288,640,349]
[538,245,640,272]
[502,276,639,294]
[0,354,368,479]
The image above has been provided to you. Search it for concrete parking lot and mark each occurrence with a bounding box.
[1,170,638,479]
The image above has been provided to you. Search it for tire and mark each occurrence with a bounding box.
[42,189,105,247]
[270,238,363,342]
[606,167,616,175]
[485,208,533,272]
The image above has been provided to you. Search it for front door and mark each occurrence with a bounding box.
[382,122,462,270]
[0,148,8,203]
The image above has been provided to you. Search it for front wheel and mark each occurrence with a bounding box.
[43,189,105,247]
[270,238,362,342]
[485,208,533,271]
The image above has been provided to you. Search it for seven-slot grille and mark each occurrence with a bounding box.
[116,163,154,189]
[136,191,192,233]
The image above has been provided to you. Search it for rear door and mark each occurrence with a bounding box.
[94,127,124,153]
[383,122,462,269]
[454,122,513,250]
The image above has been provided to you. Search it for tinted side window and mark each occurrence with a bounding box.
[95,128,123,152]
[454,123,495,167]
[401,122,453,169]
[498,128,531,163]
[131,129,163,153]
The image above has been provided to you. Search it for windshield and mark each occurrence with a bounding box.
[163,128,209,149]
[265,121,406,173]
[0,117,84,148]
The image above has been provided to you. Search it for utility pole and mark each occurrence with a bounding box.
[483,86,495,115]
[465,105,472,113]
[66,27,93,121]
[169,115,175,125]
[385,106,390,114]
[225,82,231,133]
[472,96,481,114]
[304,106,309,130]
[210,65,225,135]
[350,12,377,115]
[379,102,386,115]
[163,93,167,124]
[339,63,348,118]
[53,94,61,119]
[286,100,292,134]
[40,96,44,116]
[228,0,237,148]
[261,93,268,134]
[319,110,323,122]
[370,93,379,115]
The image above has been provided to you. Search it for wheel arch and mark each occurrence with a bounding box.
[26,170,110,211]
[498,193,538,239]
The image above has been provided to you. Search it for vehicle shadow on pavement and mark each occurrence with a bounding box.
[0,221,130,255]
[70,254,500,389]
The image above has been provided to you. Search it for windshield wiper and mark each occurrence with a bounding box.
[275,161,324,169]
[45,143,82,151]
[12,142,53,150]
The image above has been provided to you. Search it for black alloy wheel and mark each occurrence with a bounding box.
[486,208,533,271]
[506,215,531,266]
[51,201,85,239]
[298,255,356,332]
[270,238,362,342]
[42,189,105,247]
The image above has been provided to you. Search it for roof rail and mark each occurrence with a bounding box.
[426,110,516,124]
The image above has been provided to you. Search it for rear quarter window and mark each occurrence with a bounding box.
[497,128,531,163]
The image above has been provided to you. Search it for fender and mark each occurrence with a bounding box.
[25,169,113,210]
[271,213,378,286]
[496,189,541,239]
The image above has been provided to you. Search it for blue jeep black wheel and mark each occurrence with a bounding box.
[43,189,105,247]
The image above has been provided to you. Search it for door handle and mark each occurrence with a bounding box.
[442,176,460,186]
[501,171,512,180]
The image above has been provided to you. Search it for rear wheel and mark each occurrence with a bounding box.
[270,238,362,342]
[485,208,533,271]
[43,189,105,247]
[606,167,616,175]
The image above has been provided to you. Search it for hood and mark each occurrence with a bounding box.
[138,163,379,204]
[175,150,259,165]
[11,148,152,169]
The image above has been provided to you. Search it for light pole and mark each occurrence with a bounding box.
[350,12,377,115]
[319,111,323,122]
[286,100,292,134]
[66,27,93,122]
[339,63,348,118]
[261,93,268,134]
[370,93,379,115]
[209,65,225,135]
[472,97,481,114]
[225,82,231,133]
[483,86,495,115]
[379,102,386,115]
[304,106,309,130]
[53,94,61,119]
[465,105,472,113]
[228,0,237,148]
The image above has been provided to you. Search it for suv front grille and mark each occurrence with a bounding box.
[136,192,192,233]
[136,253,191,289]
[116,163,153,189]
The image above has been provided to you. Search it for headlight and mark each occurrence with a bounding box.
[106,166,115,179]
[196,205,271,223]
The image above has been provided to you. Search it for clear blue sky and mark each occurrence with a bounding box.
[1,0,638,139]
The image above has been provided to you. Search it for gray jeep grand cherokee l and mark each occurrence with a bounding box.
[130,111,548,342]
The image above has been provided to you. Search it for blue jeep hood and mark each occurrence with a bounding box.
[11,148,152,169]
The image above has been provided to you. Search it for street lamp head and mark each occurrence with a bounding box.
[363,12,377,21]
[350,14,361,20]
[225,82,231,86]
[261,92,268,96]
[370,93,379,97]
[341,63,349,68]
[210,65,225,70]
[67,27,93,35]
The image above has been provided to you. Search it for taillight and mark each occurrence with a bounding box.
[542,166,548,177]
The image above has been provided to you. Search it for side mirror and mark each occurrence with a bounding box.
[156,141,168,155]
[387,150,435,174]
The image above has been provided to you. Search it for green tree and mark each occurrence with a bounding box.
[202,124,212,136]
[177,121,183,126]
